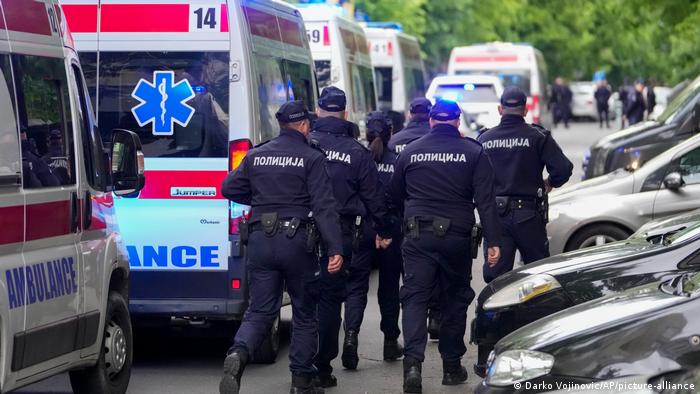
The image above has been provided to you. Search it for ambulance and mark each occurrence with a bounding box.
[61,0,318,361]
[0,0,145,392]
[447,42,552,128]
[298,5,376,129]
[363,24,426,113]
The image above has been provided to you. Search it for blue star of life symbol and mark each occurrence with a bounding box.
[131,71,196,136]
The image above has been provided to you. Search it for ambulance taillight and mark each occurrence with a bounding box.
[527,94,541,124]
[229,139,252,235]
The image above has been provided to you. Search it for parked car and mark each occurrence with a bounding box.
[583,74,700,180]
[546,367,700,394]
[548,131,700,254]
[570,81,617,121]
[426,74,504,133]
[477,270,700,393]
[471,214,700,378]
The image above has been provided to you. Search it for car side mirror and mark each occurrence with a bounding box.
[663,172,684,190]
[111,129,145,196]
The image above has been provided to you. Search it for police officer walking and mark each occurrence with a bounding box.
[389,97,432,154]
[310,87,393,387]
[390,100,502,393]
[625,79,647,125]
[594,80,612,129]
[218,100,344,394]
[478,86,573,284]
[343,111,404,365]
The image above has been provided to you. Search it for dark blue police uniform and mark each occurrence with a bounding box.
[477,87,573,283]
[219,101,343,394]
[310,87,392,384]
[625,82,647,125]
[388,98,432,154]
[390,100,501,393]
[343,112,404,362]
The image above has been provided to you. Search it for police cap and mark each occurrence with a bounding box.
[318,86,347,112]
[409,97,432,114]
[275,100,310,123]
[429,99,461,121]
[500,86,527,108]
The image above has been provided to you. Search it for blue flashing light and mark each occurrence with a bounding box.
[364,22,403,31]
[463,83,475,91]
[193,85,207,94]
[439,92,461,102]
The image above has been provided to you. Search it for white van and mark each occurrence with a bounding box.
[0,0,144,392]
[447,42,552,128]
[299,5,376,128]
[61,0,317,361]
[363,25,426,113]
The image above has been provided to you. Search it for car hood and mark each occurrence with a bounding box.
[496,282,684,352]
[549,169,633,204]
[592,121,660,149]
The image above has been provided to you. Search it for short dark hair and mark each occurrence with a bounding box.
[278,118,307,130]
[502,106,527,116]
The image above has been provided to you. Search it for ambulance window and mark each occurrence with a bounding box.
[13,55,75,188]
[78,52,98,116]
[375,67,393,110]
[253,54,287,142]
[315,60,331,89]
[285,60,316,112]
[0,54,20,181]
[95,51,229,158]
[359,65,376,112]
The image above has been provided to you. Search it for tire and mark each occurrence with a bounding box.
[250,312,280,364]
[69,291,133,394]
[565,224,631,252]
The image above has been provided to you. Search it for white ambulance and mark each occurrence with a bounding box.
[299,5,376,129]
[363,24,426,113]
[61,0,318,361]
[447,42,552,128]
[0,0,144,392]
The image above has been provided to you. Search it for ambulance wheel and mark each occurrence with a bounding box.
[251,312,280,364]
[70,291,133,394]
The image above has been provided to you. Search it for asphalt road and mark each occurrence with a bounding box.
[18,120,614,394]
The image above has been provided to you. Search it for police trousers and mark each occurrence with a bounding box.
[483,208,549,283]
[233,230,320,375]
[401,232,474,364]
[344,223,402,341]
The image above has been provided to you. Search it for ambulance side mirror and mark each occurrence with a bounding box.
[111,129,145,196]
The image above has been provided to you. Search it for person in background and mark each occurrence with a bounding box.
[594,80,612,129]
[389,98,432,154]
[618,78,631,129]
[551,77,572,129]
[625,79,647,126]
[647,78,657,119]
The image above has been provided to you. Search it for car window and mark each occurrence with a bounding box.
[375,66,392,110]
[433,83,499,103]
[285,60,316,114]
[315,60,331,89]
[679,148,700,185]
[657,76,700,124]
[13,55,76,188]
[253,53,287,142]
[0,54,20,180]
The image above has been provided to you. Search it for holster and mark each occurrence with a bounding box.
[286,217,301,238]
[239,218,250,245]
[495,196,510,216]
[538,192,550,223]
[306,221,319,253]
[432,217,451,237]
[261,212,278,237]
[352,216,363,252]
[405,217,419,239]
[471,224,483,259]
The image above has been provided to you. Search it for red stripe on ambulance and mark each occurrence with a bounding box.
[61,4,98,33]
[100,4,189,33]
[456,54,518,63]
[221,4,229,32]
[139,170,228,200]
[26,200,72,241]
[0,205,23,245]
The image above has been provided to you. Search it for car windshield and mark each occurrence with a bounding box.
[433,83,499,103]
[664,222,700,245]
[657,76,700,124]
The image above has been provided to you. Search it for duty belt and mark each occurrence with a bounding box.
[249,219,306,233]
[498,197,538,210]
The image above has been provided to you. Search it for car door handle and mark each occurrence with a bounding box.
[83,190,92,230]
[70,191,79,233]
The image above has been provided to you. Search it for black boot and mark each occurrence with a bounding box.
[291,374,324,394]
[341,330,359,370]
[442,361,469,386]
[383,338,404,361]
[219,349,248,394]
[312,374,337,388]
[427,314,441,341]
[403,358,422,393]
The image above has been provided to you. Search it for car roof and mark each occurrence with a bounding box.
[430,74,503,86]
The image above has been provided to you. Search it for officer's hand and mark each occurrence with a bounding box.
[543,178,553,194]
[487,247,501,267]
[328,255,343,274]
[375,235,393,249]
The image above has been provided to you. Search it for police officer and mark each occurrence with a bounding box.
[218,100,344,394]
[310,87,393,386]
[478,86,573,284]
[390,100,502,393]
[625,79,647,125]
[388,97,432,154]
[594,80,612,129]
[343,111,404,365]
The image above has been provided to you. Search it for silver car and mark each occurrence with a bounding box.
[548,132,700,254]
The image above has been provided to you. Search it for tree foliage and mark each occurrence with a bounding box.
[354,0,700,86]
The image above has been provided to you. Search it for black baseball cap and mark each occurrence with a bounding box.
[409,97,432,114]
[366,111,392,134]
[429,100,461,121]
[275,100,310,123]
[500,86,527,108]
[318,86,347,112]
